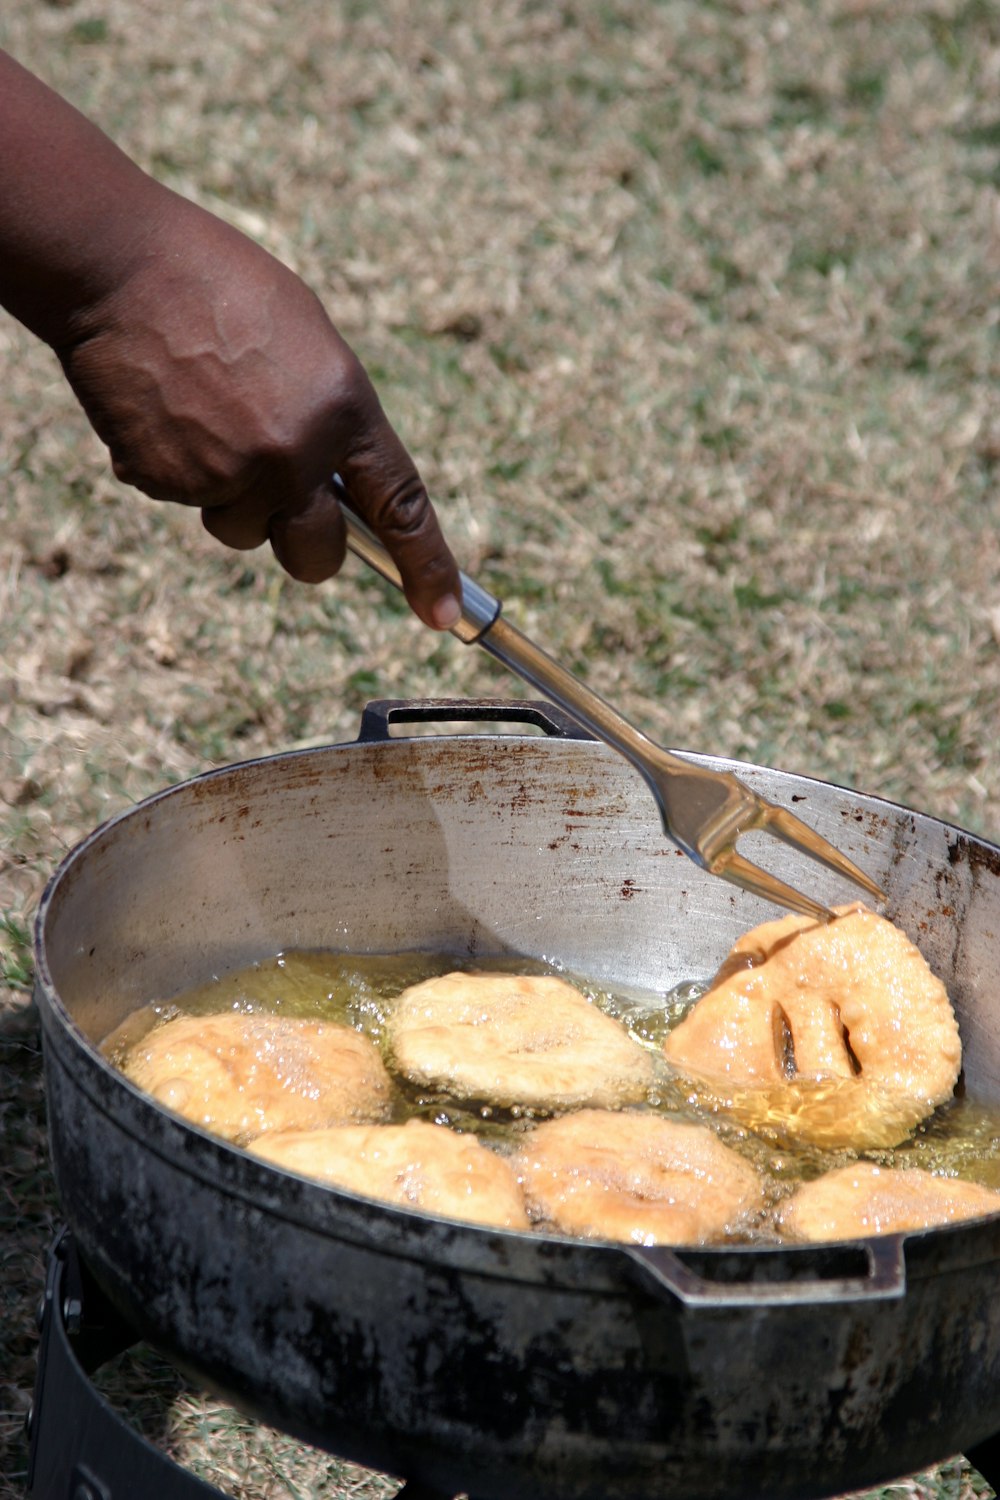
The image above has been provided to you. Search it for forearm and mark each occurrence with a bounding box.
[0,49,167,348]
[0,49,461,623]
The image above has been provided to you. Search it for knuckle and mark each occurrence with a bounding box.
[325,355,377,431]
[375,478,432,540]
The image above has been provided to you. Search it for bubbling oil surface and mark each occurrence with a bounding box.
[103,947,1000,1208]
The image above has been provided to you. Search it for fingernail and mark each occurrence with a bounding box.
[431,593,462,630]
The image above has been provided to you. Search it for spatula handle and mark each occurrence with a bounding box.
[331,475,501,645]
[332,476,661,773]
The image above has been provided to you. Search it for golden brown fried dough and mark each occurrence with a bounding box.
[249,1119,530,1230]
[663,906,961,1148]
[388,971,655,1110]
[123,1012,392,1140]
[778,1161,1000,1241]
[515,1109,764,1245]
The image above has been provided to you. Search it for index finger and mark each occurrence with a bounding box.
[336,414,462,631]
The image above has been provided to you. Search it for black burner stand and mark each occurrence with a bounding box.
[24,1230,1000,1500]
[25,1231,452,1500]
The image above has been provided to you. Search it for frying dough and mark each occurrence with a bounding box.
[249,1118,530,1230]
[778,1161,1000,1241]
[515,1108,764,1245]
[663,906,961,1148]
[123,1012,392,1140]
[387,971,655,1110]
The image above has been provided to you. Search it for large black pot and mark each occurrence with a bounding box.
[32,700,1000,1500]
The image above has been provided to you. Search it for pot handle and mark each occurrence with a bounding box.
[356,698,594,743]
[624,1236,907,1308]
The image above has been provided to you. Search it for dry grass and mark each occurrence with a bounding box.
[3,0,1000,1495]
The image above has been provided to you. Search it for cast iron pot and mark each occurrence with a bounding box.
[32,700,1000,1500]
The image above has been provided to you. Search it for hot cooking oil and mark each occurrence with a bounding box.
[100,947,1000,1231]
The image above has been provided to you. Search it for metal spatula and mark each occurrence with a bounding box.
[332,480,884,923]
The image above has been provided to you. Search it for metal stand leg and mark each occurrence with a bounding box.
[27,1230,474,1500]
[26,1230,231,1500]
[966,1437,1000,1493]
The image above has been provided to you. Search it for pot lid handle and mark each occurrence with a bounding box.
[624,1236,906,1309]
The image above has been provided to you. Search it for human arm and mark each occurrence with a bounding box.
[0,49,462,628]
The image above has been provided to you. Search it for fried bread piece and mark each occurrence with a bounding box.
[123,1012,392,1141]
[249,1119,530,1230]
[663,906,961,1148]
[387,971,655,1110]
[515,1108,763,1245]
[778,1161,1000,1241]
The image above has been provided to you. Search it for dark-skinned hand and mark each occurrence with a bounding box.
[0,48,462,629]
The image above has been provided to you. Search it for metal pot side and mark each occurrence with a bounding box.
[32,704,1000,1500]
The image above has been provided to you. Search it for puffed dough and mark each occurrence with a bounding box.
[778,1161,1000,1242]
[387,971,655,1110]
[249,1119,530,1230]
[663,906,961,1148]
[515,1109,764,1245]
[123,1012,392,1141]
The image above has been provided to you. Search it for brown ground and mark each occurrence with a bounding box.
[2,1,1000,1496]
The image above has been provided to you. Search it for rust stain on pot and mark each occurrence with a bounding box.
[948,835,1000,882]
[841,808,894,838]
[934,865,961,902]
